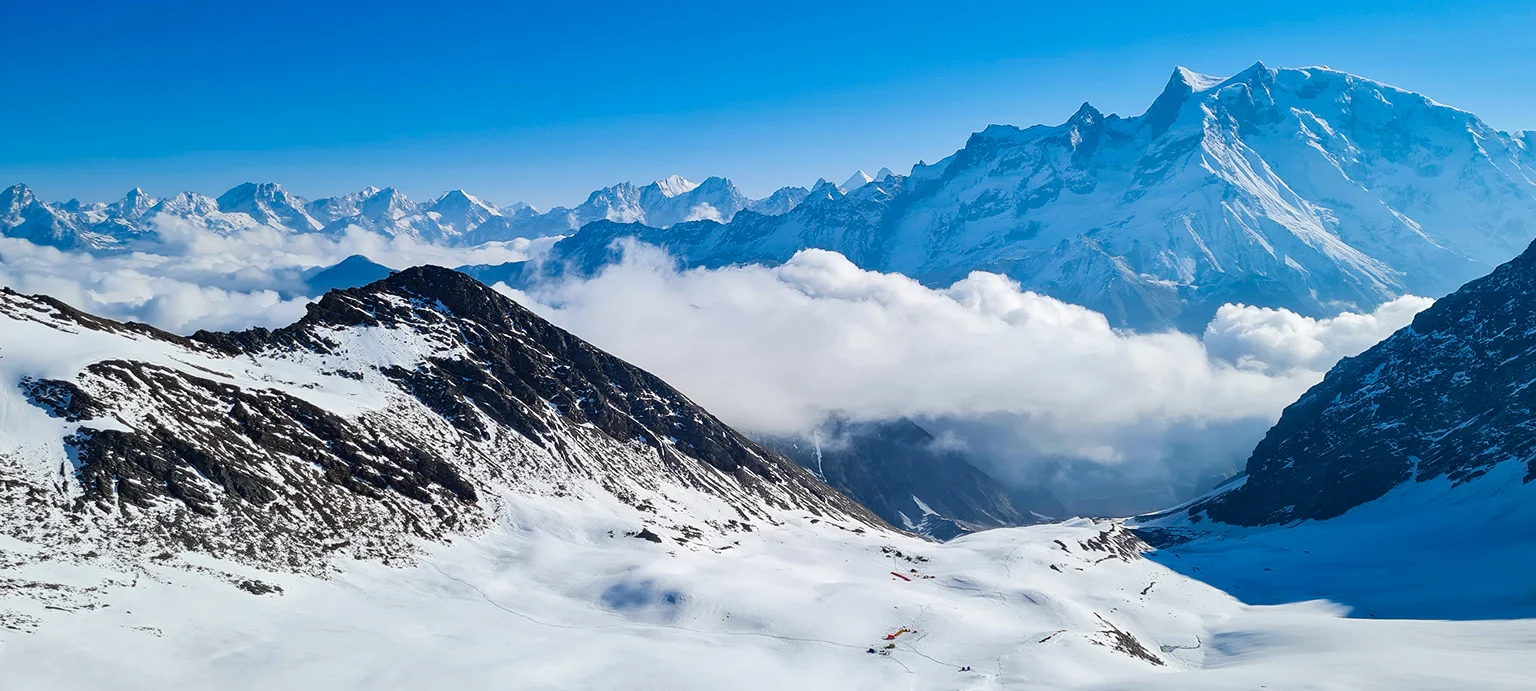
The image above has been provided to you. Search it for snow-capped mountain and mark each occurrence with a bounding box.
[426,189,503,236]
[216,182,323,232]
[0,175,816,250]
[1,183,126,251]
[531,63,1536,331]
[496,175,798,239]
[1137,236,1536,619]
[0,266,877,576]
[653,173,699,197]
[746,184,812,216]
[837,168,894,194]
[841,169,876,192]
[104,187,156,222]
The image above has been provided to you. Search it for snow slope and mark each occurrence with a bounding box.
[7,493,1535,690]
[1141,462,1536,621]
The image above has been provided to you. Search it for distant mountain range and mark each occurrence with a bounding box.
[521,63,1536,331]
[0,171,891,250]
[14,64,1527,333]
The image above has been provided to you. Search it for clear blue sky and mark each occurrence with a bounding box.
[4,0,1534,209]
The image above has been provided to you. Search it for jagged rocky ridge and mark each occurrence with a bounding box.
[1124,237,1536,618]
[521,63,1536,331]
[1168,236,1536,526]
[0,267,880,576]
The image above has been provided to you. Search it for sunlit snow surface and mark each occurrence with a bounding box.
[1141,461,1536,622]
[4,494,1535,690]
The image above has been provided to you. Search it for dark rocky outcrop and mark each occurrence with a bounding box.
[1186,238,1536,526]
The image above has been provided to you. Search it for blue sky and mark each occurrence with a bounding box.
[4,0,1534,209]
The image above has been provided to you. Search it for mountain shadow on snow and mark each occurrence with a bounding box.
[1136,237,1536,619]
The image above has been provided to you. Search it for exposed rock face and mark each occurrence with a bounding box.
[1183,238,1536,526]
[0,267,880,575]
[764,418,1060,540]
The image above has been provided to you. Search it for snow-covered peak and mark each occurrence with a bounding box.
[0,266,878,568]
[430,189,496,213]
[151,191,221,218]
[748,185,812,216]
[1,183,35,215]
[1224,60,1275,85]
[424,189,502,238]
[106,187,157,219]
[0,183,121,251]
[841,169,875,192]
[217,182,297,209]
[306,188,369,223]
[359,187,415,221]
[1169,65,1224,92]
[874,167,896,182]
[1066,102,1104,127]
[652,174,700,197]
[216,182,321,231]
[908,155,954,181]
[54,199,99,214]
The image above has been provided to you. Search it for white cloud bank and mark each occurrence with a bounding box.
[503,243,1432,514]
[0,216,540,332]
[0,225,1430,515]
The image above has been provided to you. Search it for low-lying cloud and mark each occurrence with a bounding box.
[0,223,1431,515]
[0,215,540,332]
[504,243,1431,514]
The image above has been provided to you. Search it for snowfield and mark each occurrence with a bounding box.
[5,499,1535,690]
